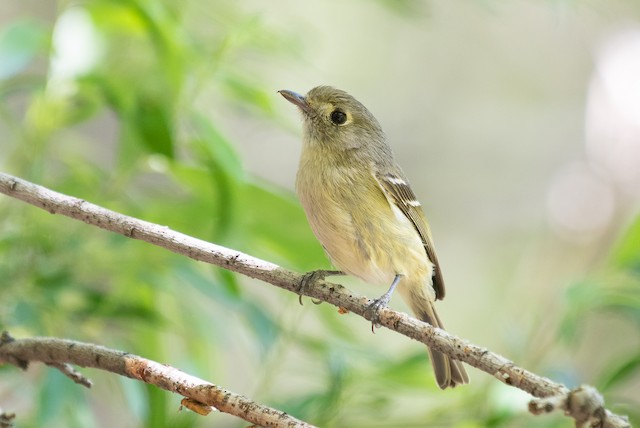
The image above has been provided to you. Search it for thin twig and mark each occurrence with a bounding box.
[0,332,313,428]
[0,172,630,427]
[45,362,93,388]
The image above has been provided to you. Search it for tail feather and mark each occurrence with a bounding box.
[406,290,469,389]
[424,308,469,389]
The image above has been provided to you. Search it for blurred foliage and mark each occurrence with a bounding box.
[559,216,640,423]
[0,1,638,427]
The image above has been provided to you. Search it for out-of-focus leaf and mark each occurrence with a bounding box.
[189,112,244,180]
[243,299,281,352]
[61,77,104,124]
[177,255,244,305]
[222,73,276,116]
[598,353,640,392]
[238,181,327,271]
[611,215,640,272]
[165,160,239,243]
[176,263,280,352]
[276,352,347,425]
[560,274,640,342]
[87,2,147,36]
[376,352,434,388]
[75,288,165,324]
[134,98,174,158]
[373,0,427,17]
[186,114,245,241]
[0,19,49,80]
[314,302,358,342]
[38,369,95,428]
[560,279,598,341]
[216,268,242,298]
[145,382,168,428]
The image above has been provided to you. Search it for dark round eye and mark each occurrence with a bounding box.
[330,110,347,125]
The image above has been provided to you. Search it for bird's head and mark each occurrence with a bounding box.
[279,86,387,155]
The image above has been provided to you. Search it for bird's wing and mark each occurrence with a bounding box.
[374,170,446,300]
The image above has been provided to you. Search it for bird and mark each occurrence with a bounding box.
[279,85,468,389]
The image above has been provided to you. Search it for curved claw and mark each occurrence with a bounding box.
[297,270,344,305]
[365,298,387,333]
[365,274,402,333]
[297,271,316,306]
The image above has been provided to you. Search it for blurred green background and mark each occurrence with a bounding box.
[1,1,640,427]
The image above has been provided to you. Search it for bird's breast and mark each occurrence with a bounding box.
[295,152,431,287]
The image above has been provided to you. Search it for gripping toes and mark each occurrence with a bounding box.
[365,274,402,332]
[297,270,343,305]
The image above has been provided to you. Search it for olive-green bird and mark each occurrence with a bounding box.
[280,86,468,389]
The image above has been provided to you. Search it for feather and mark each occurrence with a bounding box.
[374,170,446,300]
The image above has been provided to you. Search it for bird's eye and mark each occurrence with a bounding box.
[330,110,347,125]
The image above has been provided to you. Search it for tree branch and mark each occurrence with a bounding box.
[0,332,313,428]
[0,172,630,427]
[529,385,624,428]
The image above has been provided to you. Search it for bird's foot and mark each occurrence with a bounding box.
[365,295,393,332]
[365,274,402,332]
[297,270,343,305]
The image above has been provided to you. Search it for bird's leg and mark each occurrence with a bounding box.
[366,274,402,331]
[298,270,344,305]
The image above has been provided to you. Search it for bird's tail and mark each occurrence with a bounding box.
[403,288,469,389]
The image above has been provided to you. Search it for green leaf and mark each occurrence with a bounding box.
[242,299,281,352]
[611,215,640,272]
[598,353,640,392]
[237,181,327,271]
[188,111,244,180]
[222,73,276,116]
[560,276,640,342]
[145,382,168,428]
[376,352,434,388]
[134,98,174,158]
[38,369,95,428]
[175,263,279,352]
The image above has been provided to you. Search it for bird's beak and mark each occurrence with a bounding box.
[278,90,311,114]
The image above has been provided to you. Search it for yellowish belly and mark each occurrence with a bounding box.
[296,162,432,289]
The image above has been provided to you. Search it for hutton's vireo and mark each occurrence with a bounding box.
[279,86,468,389]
